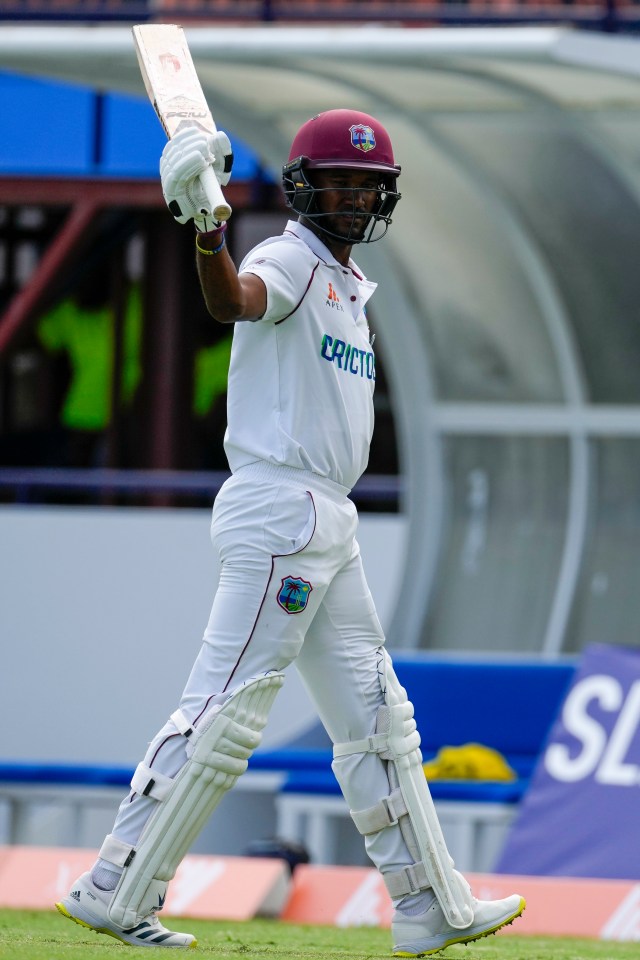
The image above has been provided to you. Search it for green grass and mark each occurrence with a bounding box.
[0,910,635,960]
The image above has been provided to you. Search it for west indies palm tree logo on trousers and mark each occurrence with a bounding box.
[277,576,313,614]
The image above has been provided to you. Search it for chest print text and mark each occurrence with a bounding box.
[320,333,376,380]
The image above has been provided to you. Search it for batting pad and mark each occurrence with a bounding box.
[108,671,285,929]
[333,651,473,930]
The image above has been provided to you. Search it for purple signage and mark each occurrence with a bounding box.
[496,643,640,879]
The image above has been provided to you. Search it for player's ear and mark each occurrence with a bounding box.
[282,158,315,215]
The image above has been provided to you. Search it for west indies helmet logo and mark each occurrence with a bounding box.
[277,576,313,615]
[350,124,376,153]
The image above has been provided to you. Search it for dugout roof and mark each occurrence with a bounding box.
[2,26,640,654]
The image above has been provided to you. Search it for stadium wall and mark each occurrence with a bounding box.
[0,505,406,766]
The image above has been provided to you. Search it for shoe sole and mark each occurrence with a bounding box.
[393,896,526,957]
[55,900,198,949]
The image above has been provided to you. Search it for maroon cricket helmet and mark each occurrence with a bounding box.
[287,109,400,175]
[282,109,401,245]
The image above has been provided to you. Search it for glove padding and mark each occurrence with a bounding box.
[160,126,233,232]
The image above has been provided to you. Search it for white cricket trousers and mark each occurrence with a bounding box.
[111,460,416,881]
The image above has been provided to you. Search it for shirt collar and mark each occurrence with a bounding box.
[284,219,365,278]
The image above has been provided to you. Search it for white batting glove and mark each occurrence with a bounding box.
[160,127,233,231]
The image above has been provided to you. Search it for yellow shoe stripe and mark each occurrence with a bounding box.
[55,902,128,944]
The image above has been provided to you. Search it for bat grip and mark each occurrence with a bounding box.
[199,165,232,223]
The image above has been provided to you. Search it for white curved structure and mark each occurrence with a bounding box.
[2,25,640,654]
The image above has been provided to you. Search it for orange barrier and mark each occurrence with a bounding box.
[0,846,289,920]
[1,846,638,940]
[282,865,640,940]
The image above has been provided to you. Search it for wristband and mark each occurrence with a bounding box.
[195,222,227,256]
[196,234,226,256]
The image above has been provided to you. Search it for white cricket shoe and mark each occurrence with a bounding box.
[55,871,196,949]
[392,887,525,957]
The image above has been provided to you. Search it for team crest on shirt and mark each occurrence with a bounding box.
[277,576,313,615]
[350,124,376,153]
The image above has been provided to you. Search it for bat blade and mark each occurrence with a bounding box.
[132,23,232,222]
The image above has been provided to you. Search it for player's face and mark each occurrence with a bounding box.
[312,169,380,242]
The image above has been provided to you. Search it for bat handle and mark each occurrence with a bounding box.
[199,165,232,222]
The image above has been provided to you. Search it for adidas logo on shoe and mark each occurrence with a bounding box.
[57,871,196,948]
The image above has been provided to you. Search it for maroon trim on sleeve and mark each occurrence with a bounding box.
[274,260,320,325]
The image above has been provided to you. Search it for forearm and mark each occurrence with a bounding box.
[159,127,265,321]
[195,227,245,324]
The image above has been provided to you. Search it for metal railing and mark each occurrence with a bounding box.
[0,467,403,509]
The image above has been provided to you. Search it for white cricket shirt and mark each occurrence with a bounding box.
[224,220,378,491]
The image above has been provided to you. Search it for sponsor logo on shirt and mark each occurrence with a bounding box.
[320,333,376,380]
[326,283,344,311]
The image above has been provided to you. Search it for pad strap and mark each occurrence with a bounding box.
[131,762,174,802]
[333,703,419,761]
[351,788,408,835]
[170,708,194,738]
[333,733,389,758]
[384,860,430,898]
[99,833,135,869]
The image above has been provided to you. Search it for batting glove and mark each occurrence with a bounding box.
[160,127,233,231]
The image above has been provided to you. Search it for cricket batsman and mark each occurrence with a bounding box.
[56,109,525,954]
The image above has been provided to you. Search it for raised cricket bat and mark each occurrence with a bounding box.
[132,23,232,222]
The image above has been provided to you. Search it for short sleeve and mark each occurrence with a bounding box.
[240,238,318,323]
